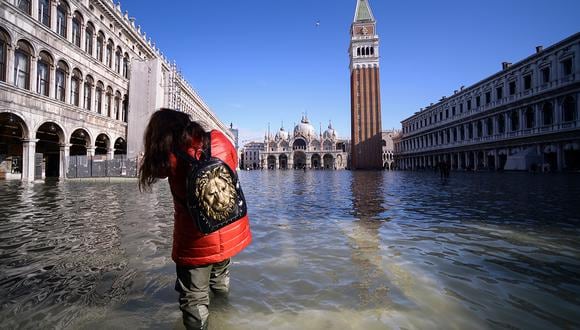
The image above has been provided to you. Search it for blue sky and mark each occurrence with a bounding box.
[119,0,580,144]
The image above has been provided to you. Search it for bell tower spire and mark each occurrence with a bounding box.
[349,0,382,169]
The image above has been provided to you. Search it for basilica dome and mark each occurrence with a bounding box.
[323,122,338,140]
[276,127,289,140]
[294,115,316,137]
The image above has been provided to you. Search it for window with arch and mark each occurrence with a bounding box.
[105,86,113,117]
[561,57,573,76]
[96,31,105,62]
[72,12,83,47]
[37,51,53,96]
[371,47,374,55]
[486,118,493,136]
[498,114,505,134]
[106,39,113,68]
[85,23,94,55]
[510,111,519,131]
[55,61,68,102]
[14,40,32,90]
[84,75,93,110]
[356,48,360,56]
[525,107,535,129]
[122,94,129,122]
[71,69,82,106]
[18,0,31,15]
[115,47,122,73]
[122,53,129,78]
[0,28,10,82]
[38,0,50,27]
[562,96,576,122]
[56,1,69,38]
[477,121,483,137]
[114,91,121,120]
[95,81,104,114]
[542,102,553,126]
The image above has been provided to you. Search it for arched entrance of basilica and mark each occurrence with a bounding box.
[279,154,288,169]
[267,155,276,169]
[293,151,306,169]
[323,154,334,169]
[311,154,321,169]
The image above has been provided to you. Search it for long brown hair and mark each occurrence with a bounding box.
[139,108,206,191]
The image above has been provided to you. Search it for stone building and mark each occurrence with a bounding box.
[395,33,580,172]
[241,141,264,170]
[0,0,231,181]
[260,116,349,170]
[349,0,383,170]
[381,130,399,170]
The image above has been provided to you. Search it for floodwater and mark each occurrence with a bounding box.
[0,171,579,329]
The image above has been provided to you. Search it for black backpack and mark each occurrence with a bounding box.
[172,133,247,234]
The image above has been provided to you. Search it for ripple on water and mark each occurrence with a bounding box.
[1,172,580,329]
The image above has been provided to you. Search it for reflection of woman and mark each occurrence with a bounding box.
[139,109,252,330]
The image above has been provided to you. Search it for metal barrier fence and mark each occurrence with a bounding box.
[67,156,138,178]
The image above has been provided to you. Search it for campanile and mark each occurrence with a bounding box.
[350,0,383,170]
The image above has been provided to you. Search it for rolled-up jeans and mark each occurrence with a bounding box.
[175,259,231,330]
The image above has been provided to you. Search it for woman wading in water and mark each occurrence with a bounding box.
[139,108,252,330]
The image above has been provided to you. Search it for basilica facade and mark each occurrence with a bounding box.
[260,116,349,170]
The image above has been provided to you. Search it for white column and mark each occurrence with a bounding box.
[554,98,561,126]
[107,147,114,160]
[66,13,73,42]
[31,0,38,20]
[79,23,86,50]
[48,64,55,98]
[50,1,57,32]
[556,143,563,171]
[21,139,38,182]
[91,84,96,112]
[535,104,541,128]
[65,71,71,104]
[29,56,37,93]
[78,77,84,108]
[59,143,69,179]
[86,146,95,157]
[91,34,97,58]
[5,43,15,85]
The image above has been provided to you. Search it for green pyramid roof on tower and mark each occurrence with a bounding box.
[354,0,375,22]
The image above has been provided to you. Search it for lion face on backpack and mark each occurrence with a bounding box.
[196,165,237,222]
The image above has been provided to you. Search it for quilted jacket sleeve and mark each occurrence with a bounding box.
[210,130,237,170]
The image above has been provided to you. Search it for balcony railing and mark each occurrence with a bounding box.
[399,120,579,155]
[403,73,578,137]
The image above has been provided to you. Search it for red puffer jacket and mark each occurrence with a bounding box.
[167,130,251,266]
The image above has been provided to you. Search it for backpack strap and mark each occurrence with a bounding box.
[173,148,197,165]
[202,131,212,161]
[173,131,212,163]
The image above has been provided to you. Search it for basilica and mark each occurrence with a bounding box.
[260,115,349,170]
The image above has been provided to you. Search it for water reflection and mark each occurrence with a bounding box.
[0,172,579,329]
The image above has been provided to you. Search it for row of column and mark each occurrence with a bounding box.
[20,140,117,181]
[398,144,568,172]
[402,98,578,152]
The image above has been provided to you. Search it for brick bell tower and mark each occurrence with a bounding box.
[349,0,383,170]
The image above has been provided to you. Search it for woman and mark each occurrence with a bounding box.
[139,108,251,330]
